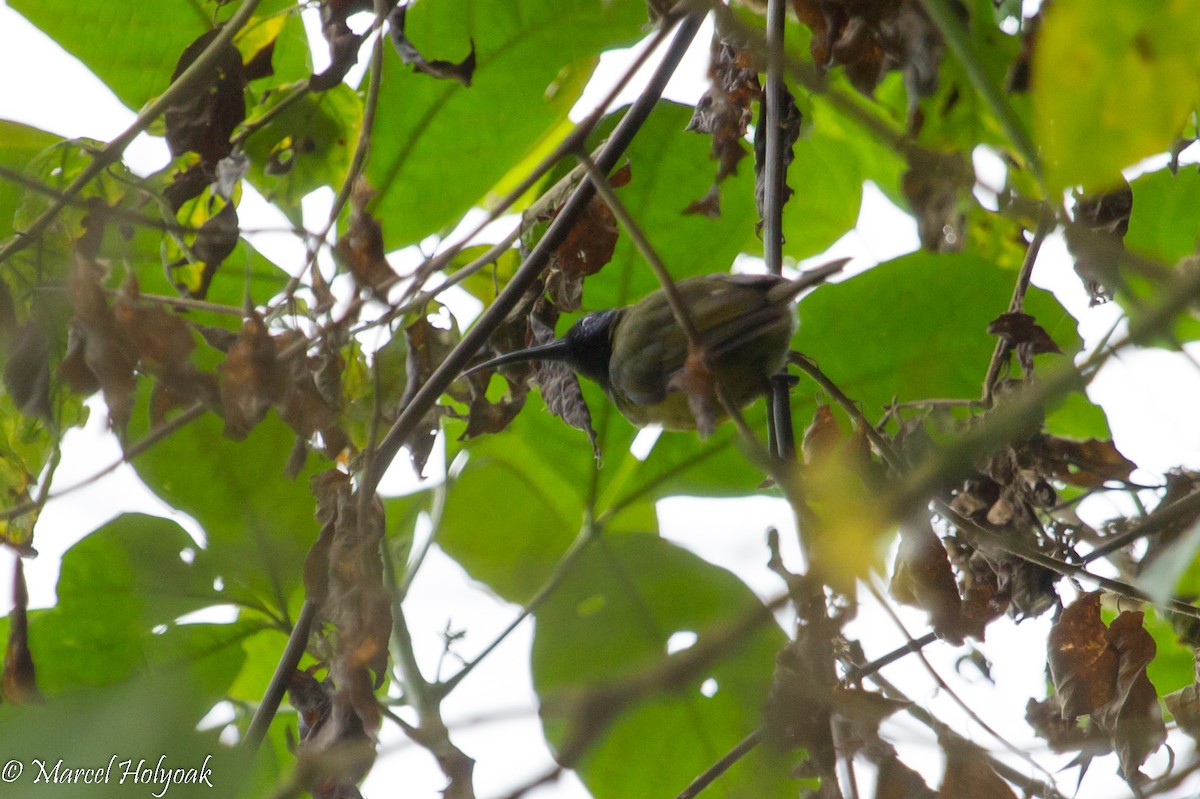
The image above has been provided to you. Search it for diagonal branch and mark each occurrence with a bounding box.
[359,11,708,498]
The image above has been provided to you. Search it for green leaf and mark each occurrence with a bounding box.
[25,513,226,692]
[0,120,61,241]
[532,534,795,797]
[1126,167,1200,264]
[0,671,255,798]
[127,407,321,616]
[366,0,645,248]
[243,84,363,224]
[1034,0,1200,193]
[8,0,302,110]
[793,251,1086,419]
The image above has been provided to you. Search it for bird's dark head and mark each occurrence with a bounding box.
[562,309,621,388]
[460,308,622,388]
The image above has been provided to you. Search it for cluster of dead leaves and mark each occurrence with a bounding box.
[685,34,759,217]
[1027,592,1166,785]
[792,0,945,99]
[286,470,392,799]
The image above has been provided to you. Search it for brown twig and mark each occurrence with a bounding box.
[981,210,1055,402]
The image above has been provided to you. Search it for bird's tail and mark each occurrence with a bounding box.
[766,257,851,304]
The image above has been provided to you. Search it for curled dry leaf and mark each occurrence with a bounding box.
[684,34,759,217]
[302,474,391,799]
[310,0,369,92]
[890,517,967,644]
[335,180,398,298]
[792,0,944,100]
[528,316,599,458]
[1040,436,1136,488]
[164,27,246,197]
[4,321,52,422]
[114,275,220,424]
[66,258,137,432]
[220,314,286,440]
[387,5,476,86]
[547,197,619,312]
[1046,593,1165,779]
[401,315,457,475]
[2,560,41,704]
[1163,651,1200,741]
[1065,181,1133,305]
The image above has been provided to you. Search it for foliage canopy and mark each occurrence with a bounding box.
[2,1,1200,797]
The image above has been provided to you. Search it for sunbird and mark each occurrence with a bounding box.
[465,262,845,430]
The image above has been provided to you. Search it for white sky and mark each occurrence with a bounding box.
[3,3,1200,798]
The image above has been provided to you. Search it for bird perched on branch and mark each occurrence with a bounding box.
[464,261,846,432]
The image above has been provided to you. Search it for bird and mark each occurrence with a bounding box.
[464,261,846,431]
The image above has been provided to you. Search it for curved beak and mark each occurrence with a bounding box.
[460,338,573,378]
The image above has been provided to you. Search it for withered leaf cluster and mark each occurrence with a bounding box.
[685,35,760,217]
[792,0,946,99]
[289,471,393,799]
[1065,181,1134,304]
[1032,593,1166,782]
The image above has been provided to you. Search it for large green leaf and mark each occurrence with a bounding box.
[532,534,794,798]
[365,0,645,248]
[243,84,363,224]
[127,406,321,616]
[22,513,232,692]
[792,251,1104,436]
[0,671,255,798]
[1126,167,1200,264]
[0,120,61,241]
[1034,0,1200,193]
[8,0,303,110]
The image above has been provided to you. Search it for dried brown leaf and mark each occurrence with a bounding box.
[1048,592,1116,718]
[1042,436,1137,487]
[387,5,475,86]
[890,518,965,644]
[2,560,40,704]
[219,314,286,440]
[335,181,397,297]
[4,320,52,421]
[165,28,246,169]
[66,259,137,431]
[527,317,599,458]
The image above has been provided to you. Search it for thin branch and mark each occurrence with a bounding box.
[843,631,939,683]
[360,11,708,499]
[865,579,1058,786]
[0,402,207,526]
[867,670,1067,799]
[674,730,761,799]
[1081,486,1200,564]
[436,518,602,698]
[981,211,1055,402]
[244,597,319,750]
[0,0,265,266]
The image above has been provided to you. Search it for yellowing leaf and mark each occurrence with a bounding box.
[1034,0,1200,193]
